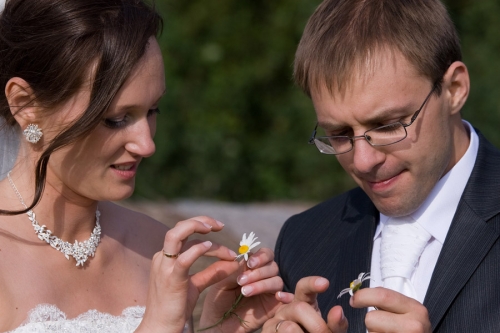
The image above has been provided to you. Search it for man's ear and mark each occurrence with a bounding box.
[5,77,40,128]
[441,61,470,115]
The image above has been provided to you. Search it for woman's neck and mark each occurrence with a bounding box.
[5,163,100,243]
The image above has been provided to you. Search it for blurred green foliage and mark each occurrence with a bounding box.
[134,0,500,202]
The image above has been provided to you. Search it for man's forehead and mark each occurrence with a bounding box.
[310,47,423,100]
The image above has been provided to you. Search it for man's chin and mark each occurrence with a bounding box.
[371,197,420,217]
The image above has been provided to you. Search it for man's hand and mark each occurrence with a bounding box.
[262,276,348,333]
[351,287,431,333]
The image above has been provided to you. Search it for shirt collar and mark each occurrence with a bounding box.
[374,121,478,243]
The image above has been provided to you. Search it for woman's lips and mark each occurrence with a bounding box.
[110,163,137,179]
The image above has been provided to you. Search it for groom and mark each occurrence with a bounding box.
[271,0,500,332]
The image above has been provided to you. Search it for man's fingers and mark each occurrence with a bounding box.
[294,276,330,304]
[350,287,421,314]
[263,319,305,333]
[273,301,332,333]
[364,307,431,333]
[351,288,431,333]
[326,305,348,333]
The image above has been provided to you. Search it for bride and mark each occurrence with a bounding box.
[0,0,282,332]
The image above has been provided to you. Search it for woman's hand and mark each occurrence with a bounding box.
[198,247,283,333]
[136,216,237,333]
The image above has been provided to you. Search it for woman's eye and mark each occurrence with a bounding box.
[147,107,160,117]
[103,108,160,129]
[103,117,128,129]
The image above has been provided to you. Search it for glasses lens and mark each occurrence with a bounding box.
[314,137,351,154]
[366,123,406,146]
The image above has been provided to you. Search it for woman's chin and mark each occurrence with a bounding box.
[104,186,135,202]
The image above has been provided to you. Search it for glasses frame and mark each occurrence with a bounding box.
[308,83,438,155]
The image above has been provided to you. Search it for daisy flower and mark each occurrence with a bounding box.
[235,232,261,261]
[337,272,371,298]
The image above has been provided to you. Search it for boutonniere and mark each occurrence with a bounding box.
[337,272,371,298]
[198,232,261,331]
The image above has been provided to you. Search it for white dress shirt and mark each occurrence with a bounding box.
[369,121,479,304]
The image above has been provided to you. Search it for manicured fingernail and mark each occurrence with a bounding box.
[315,278,329,288]
[229,249,237,257]
[202,241,212,249]
[247,257,257,268]
[237,275,248,286]
[202,222,212,229]
[277,291,282,299]
[241,285,253,296]
[216,220,224,227]
[341,307,345,320]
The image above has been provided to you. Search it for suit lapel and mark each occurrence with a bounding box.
[320,189,378,333]
[424,133,500,329]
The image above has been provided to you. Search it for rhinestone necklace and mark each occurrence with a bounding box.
[7,171,101,266]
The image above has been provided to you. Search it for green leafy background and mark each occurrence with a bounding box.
[134,0,500,202]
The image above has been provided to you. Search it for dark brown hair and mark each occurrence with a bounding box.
[294,0,461,97]
[0,0,162,215]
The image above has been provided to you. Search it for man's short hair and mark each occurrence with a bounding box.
[294,0,461,96]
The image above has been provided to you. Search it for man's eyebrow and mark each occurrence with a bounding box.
[318,103,416,130]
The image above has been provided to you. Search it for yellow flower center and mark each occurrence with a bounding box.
[239,245,249,254]
[350,281,355,289]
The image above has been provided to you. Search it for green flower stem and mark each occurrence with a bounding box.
[197,293,248,331]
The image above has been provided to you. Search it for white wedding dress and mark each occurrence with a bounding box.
[7,304,145,333]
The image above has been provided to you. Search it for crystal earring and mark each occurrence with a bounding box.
[23,124,43,144]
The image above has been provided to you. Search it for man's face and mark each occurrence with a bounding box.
[311,50,466,217]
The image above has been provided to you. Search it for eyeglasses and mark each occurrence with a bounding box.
[308,84,438,155]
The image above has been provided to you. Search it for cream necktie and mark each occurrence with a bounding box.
[380,216,431,300]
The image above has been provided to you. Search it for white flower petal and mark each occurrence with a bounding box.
[337,288,351,298]
[248,241,261,250]
[240,233,248,245]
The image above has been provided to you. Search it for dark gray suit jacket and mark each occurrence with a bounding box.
[276,132,500,332]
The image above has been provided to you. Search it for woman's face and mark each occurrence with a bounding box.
[44,37,166,203]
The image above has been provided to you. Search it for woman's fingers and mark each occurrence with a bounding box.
[246,247,275,268]
[241,275,284,297]
[276,291,295,304]
[162,216,224,255]
[183,239,236,261]
[167,240,213,273]
[237,258,278,285]
[191,259,240,292]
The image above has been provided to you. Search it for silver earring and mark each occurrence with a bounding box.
[24,124,43,144]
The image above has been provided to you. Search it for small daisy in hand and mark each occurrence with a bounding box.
[235,232,261,261]
[337,272,371,298]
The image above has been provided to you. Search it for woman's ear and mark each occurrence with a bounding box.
[5,77,39,128]
[441,61,470,115]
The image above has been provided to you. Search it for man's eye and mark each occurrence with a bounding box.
[329,129,352,136]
